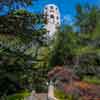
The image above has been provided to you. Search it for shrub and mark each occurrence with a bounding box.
[54,88,74,100]
[83,76,100,85]
[5,91,30,100]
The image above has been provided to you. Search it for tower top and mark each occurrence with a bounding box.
[44,4,61,37]
[44,4,58,9]
[44,4,60,15]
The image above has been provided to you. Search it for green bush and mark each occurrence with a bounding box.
[83,76,100,85]
[6,91,30,100]
[54,88,82,100]
[54,88,74,100]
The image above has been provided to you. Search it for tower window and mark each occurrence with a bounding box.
[50,15,54,18]
[50,6,54,9]
[56,16,59,19]
[57,22,59,24]
[45,7,47,10]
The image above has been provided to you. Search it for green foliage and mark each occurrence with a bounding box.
[0,9,48,98]
[31,47,50,92]
[0,2,100,99]
[72,4,100,78]
[54,88,68,100]
[54,88,78,100]
[76,4,100,33]
[0,45,34,97]
[0,9,45,41]
[48,4,100,83]
[83,76,100,85]
[48,26,78,67]
[0,0,33,7]
[5,91,30,100]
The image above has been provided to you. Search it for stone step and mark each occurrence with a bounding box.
[25,93,48,100]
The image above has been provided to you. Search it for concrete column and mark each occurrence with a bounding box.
[48,81,58,100]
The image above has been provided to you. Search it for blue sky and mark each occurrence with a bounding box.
[27,0,99,15]
[27,0,99,24]
[0,0,100,24]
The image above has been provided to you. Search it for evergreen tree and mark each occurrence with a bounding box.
[74,4,100,78]
[49,26,78,67]
[0,9,48,98]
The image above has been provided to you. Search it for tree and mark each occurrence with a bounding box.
[0,0,35,16]
[48,26,78,67]
[75,4,100,33]
[0,9,48,98]
[0,0,32,5]
[48,4,100,80]
[74,4,100,78]
[0,45,34,97]
[0,9,44,35]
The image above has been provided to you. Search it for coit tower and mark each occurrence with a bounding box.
[44,4,61,38]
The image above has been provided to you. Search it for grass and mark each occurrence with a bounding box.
[83,76,100,85]
[6,91,30,100]
[54,88,74,100]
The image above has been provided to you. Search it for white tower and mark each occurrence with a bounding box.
[44,4,61,38]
